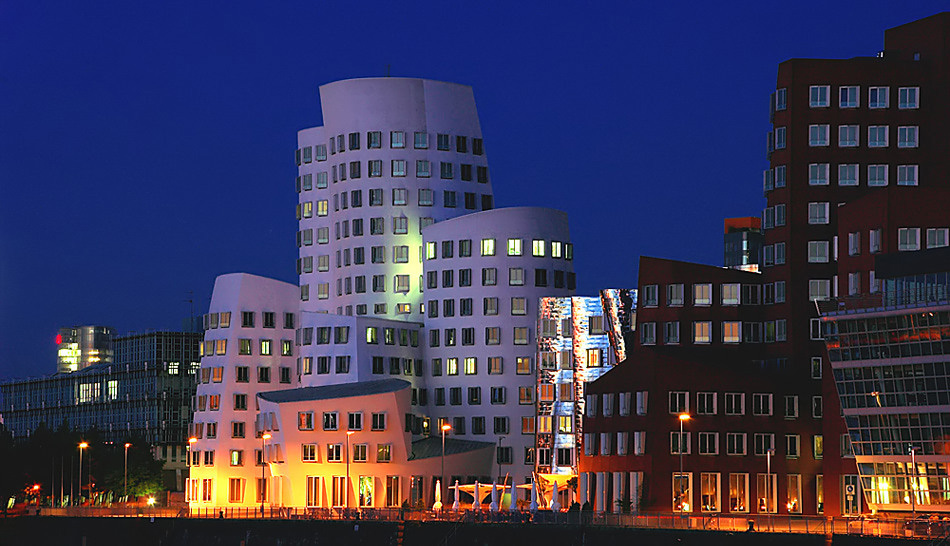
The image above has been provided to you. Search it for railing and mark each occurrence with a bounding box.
[23,506,950,539]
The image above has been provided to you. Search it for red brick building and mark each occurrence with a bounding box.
[580,13,950,517]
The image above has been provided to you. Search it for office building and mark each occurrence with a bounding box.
[56,326,116,373]
[723,217,763,273]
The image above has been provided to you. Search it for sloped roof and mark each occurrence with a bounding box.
[258,379,410,403]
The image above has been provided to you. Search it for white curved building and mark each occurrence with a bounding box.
[296,78,494,320]
[189,79,584,511]
[421,207,576,484]
[188,273,300,506]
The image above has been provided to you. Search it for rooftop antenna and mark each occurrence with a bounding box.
[185,291,195,331]
[386,64,391,77]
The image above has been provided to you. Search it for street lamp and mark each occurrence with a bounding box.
[346,431,355,513]
[78,442,88,506]
[124,443,132,502]
[678,414,690,513]
[909,445,919,518]
[441,423,452,512]
[261,433,271,516]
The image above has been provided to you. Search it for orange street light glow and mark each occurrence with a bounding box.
[262,433,272,440]
[79,442,88,448]
[441,424,452,432]
[679,414,691,421]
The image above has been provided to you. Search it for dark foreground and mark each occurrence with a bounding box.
[0,517,926,546]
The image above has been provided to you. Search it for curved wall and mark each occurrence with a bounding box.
[421,207,576,484]
[296,78,494,321]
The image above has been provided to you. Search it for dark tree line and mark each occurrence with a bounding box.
[0,422,163,507]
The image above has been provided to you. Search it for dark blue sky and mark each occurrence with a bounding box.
[1,1,945,379]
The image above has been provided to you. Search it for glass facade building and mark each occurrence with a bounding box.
[822,249,950,512]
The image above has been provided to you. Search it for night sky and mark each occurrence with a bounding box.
[1,1,946,379]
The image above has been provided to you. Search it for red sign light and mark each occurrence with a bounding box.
[55,334,62,345]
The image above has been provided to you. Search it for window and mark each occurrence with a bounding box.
[726,433,747,456]
[513,327,529,345]
[898,165,918,186]
[413,131,428,149]
[640,322,656,345]
[812,396,823,418]
[671,431,690,455]
[327,444,343,463]
[868,86,889,109]
[390,131,405,148]
[774,127,786,149]
[440,162,453,179]
[692,283,711,306]
[516,357,532,375]
[838,164,858,186]
[722,321,740,344]
[752,393,772,416]
[518,239,540,259]
[507,238,522,256]
[813,436,823,459]
[867,164,888,187]
[808,241,829,263]
[927,228,949,249]
[479,237,496,256]
[667,284,684,306]
[808,124,829,146]
[811,357,823,379]
[839,85,858,108]
[809,163,829,185]
[782,395,799,419]
[664,321,680,344]
[899,86,919,109]
[228,478,245,502]
[808,279,830,301]
[898,126,918,148]
[724,393,744,415]
[838,125,858,147]
[642,284,658,307]
[697,392,717,415]
[753,433,775,456]
[322,412,338,431]
[721,283,739,305]
[693,321,711,344]
[699,432,719,455]
[809,85,829,107]
[508,267,524,286]
[669,391,688,414]
[774,88,786,110]
[230,450,244,467]
[898,228,921,251]
[808,202,829,224]
[416,160,431,177]
[868,125,888,147]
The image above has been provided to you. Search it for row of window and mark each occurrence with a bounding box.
[641,282,745,308]
[641,320,789,345]
[796,85,919,110]
[668,391,822,419]
[297,410,387,432]
[202,311,295,330]
[428,326,532,347]
[296,132,485,165]
[297,189,492,218]
[198,365,292,385]
[425,238,573,260]
[296,160,490,187]
[807,124,918,148]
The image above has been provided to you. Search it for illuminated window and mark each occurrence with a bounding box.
[524,239,543,257]
[507,238,522,256]
[480,238,495,256]
[693,321,711,344]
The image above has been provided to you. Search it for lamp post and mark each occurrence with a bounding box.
[346,431,355,512]
[261,433,271,517]
[909,445,919,518]
[124,443,132,501]
[78,442,88,506]
[678,414,690,513]
[441,423,452,512]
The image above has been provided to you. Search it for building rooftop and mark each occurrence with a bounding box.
[258,378,410,403]
[408,436,495,460]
